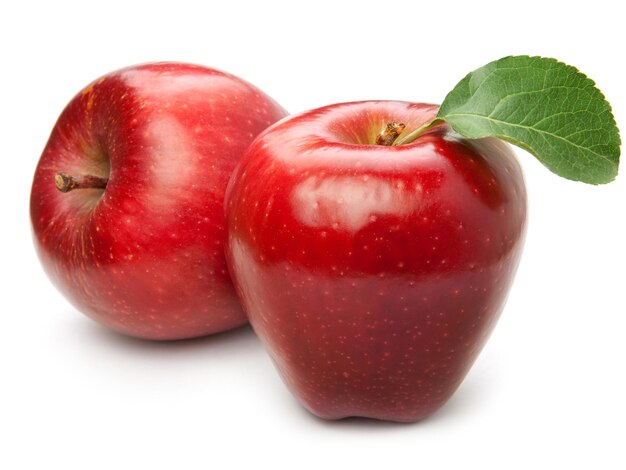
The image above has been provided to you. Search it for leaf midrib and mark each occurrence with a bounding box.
[442,112,616,165]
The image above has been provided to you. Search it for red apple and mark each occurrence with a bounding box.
[31,62,287,340]
[225,101,527,422]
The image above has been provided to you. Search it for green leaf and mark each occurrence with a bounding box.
[437,56,621,184]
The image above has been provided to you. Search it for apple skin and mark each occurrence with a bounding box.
[31,62,287,340]
[225,101,527,422]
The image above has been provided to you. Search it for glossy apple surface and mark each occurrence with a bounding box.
[225,101,527,422]
[31,62,286,340]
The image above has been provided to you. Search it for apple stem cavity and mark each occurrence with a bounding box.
[376,122,406,146]
[393,118,445,146]
[54,172,108,193]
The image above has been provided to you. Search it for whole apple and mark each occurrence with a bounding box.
[31,62,287,340]
[225,101,527,422]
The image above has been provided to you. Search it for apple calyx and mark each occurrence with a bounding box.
[54,172,108,193]
[376,122,406,146]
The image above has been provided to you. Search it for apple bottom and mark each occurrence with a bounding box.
[231,239,523,422]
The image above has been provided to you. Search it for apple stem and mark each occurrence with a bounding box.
[54,172,108,193]
[376,122,406,146]
[393,118,445,146]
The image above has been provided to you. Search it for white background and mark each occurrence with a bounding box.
[1,1,624,468]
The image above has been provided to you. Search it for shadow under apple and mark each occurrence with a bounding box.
[65,316,264,368]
